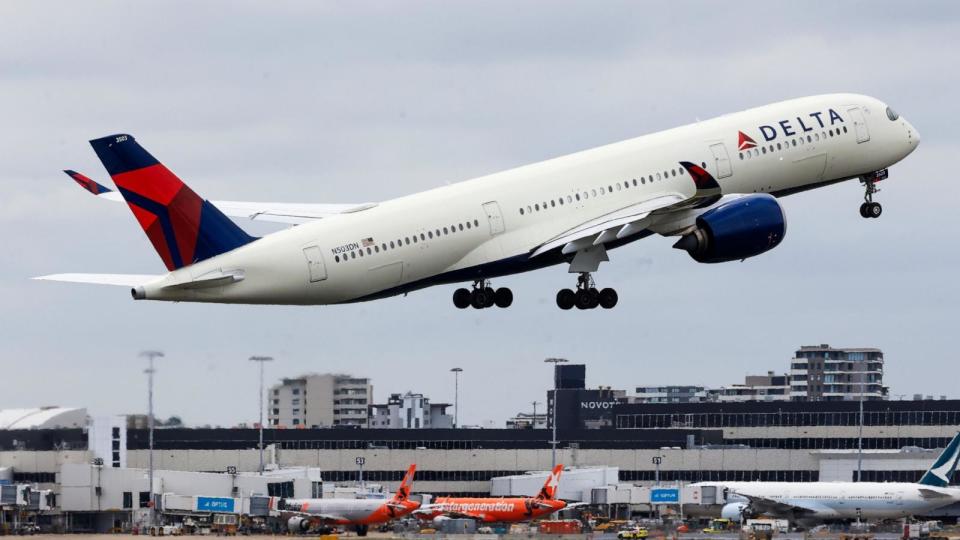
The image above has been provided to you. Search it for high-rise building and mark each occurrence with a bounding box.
[630,386,707,404]
[268,374,372,428]
[369,392,453,429]
[706,372,791,402]
[789,344,887,401]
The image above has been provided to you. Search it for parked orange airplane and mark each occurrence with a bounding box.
[417,465,568,523]
[274,464,418,536]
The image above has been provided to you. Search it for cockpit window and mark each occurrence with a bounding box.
[886,106,899,121]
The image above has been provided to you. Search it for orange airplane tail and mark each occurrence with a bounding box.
[535,464,564,500]
[392,464,416,502]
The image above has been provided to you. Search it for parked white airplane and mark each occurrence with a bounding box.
[692,433,960,523]
[38,93,918,309]
[275,464,417,536]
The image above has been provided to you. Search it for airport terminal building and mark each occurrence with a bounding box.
[2,398,959,498]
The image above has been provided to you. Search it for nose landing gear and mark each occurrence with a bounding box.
[859,170,887,219]
[453,280,513,309]
[556,273,618,310]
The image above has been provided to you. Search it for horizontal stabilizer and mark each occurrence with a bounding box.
[32,273,160,287]
[161,270,244,291]
[64,170,112,195]
[63,169,376,225]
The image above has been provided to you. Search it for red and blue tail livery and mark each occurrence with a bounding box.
[64,169,112,195]
[88,134,255,271]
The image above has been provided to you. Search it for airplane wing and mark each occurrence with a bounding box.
[414,505,481,521]
[529,161,723,258]
[732,492,830,518]
[63,170,375,225]
[530,194,684,257]
[283,510,348,522]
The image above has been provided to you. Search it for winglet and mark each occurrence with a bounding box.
[536,464,563,500]
[679,161,721,191]
[393,464,416,501]
[64,170,112,195]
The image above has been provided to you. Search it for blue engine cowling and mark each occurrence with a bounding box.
[673,194,786,263]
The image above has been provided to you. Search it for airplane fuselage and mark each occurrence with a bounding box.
[287,497,419,525]
[693,481,959,521]
[133,93,918,305]
[424,496,565,523]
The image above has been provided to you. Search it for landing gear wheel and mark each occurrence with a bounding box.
[561,272,617,309]
[453,288,471,309]
[599,288,618,309]
[860,174,883,219]
[463,280,509,309]
[470,288,487,309]
[494,288,513,308]
[483,287,496,308]
[556,289,575,310]
[575,289,593,310]
[587,288,601,309]
[356,525,369,537]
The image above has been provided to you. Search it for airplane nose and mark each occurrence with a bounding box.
[906,119,920,148]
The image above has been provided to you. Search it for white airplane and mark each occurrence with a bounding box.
[38,93,919,309]
[692,433,960,524]
[274,464,418,536]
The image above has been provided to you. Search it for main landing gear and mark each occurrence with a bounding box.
[453,280,513,309]
[859,171,886,219]
[556,272,618,310]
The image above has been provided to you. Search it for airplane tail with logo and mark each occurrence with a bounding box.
[918,432,960,487]
[88,134,255,271]
[535,464,564,500]
[391,464,416,502]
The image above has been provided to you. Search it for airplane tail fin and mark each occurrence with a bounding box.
[536,464,564,500]
[919,432,960,487]
[88,134,255,271]
[392,464,416,501]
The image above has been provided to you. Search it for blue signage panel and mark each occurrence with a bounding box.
[197,496,236,513]
[650,488,679,503]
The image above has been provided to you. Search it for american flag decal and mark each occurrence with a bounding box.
[361,237,375,247]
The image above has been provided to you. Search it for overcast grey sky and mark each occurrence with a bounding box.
[2,1,958,428]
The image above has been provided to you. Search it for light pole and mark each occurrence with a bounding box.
[249,356,274,474]
[857,377,865,482]
[531,401,540,429]
[356,456,366,492]
[140,350,164,526]
[450,368,463,428]
[653,454,663,521]
[544,358,568,468]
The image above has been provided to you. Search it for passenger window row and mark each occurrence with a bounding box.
[739,125,849,160]
[517,164,694,216]
[333,218,482,263]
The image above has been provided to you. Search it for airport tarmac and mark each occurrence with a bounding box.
[12,534,913,540]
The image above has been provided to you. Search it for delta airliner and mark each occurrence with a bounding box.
[37,94,919,309]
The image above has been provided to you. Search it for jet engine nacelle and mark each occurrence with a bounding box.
[673,193,786,263]
[720,502,751,521]
[287,516,311,533]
